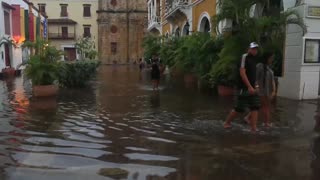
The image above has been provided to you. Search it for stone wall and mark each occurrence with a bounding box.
[98,0,147,64]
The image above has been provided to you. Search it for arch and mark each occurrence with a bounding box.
[165,31,169,38]
[182,21,190,36]
[197,12,211,33]
[174,27,180,37]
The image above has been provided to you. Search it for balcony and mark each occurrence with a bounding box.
[165,0,189,18]
[147,15,161,32]
[48,33,75,40]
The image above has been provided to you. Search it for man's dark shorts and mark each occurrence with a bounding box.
[234,89,260,112]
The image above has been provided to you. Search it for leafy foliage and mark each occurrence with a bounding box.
[209,0,306,87]
[142,34,162,61]
[75,37,98,60]
[24,39,62,86]
[58,60,101,88]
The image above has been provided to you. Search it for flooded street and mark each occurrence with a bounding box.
[0,65,319,180]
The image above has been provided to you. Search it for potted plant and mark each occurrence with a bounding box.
[24,39,62,97]
[160,37,183,78]
[209,35,246,96]
[195,35,224,89]
[173,35,200,85]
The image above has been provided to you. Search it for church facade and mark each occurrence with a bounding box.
[97,0,148,64]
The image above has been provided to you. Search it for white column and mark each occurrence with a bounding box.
[148,3,150,23]
[154,0,157,18]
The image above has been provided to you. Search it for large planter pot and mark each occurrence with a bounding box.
[183,73,198,89]
[33,85,58,97]
[170,67,183,78]
[217,85,234,96]
[184,73,197,84]
[2,68,16,77]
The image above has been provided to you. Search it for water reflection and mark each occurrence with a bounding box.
[150,91,160,108]
[0,66,318,179]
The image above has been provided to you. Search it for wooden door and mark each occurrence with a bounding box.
[64,48,76,61]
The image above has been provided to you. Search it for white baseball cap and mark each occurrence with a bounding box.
[249,42,259,49]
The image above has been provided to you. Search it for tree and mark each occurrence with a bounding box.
[75,37,98,60]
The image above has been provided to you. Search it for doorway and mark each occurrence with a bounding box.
[4,44,11,67]
[64,48,76,61]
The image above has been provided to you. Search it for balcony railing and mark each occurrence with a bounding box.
[165,0,189,16]
[48,33,75,40]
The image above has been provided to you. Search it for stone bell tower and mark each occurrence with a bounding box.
[97,0,148,64]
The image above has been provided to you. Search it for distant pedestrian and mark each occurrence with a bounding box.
[151,58,160,90]
[139,58,145,71]
[245,52,276,128]
[224,42,260,133]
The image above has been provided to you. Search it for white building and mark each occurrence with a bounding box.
[278,0,320,99]
[0,0,46,75]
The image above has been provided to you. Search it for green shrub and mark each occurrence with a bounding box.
[58,60,101,88]
[24,39,62,86]
[209,35,248,87]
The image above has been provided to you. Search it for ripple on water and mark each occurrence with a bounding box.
[64,132,109,144]
[108,126,123,131]
[125,147,150,152]
[17,145,110,158]
[6,163,176,180]
[124,153,179,161]
[24,137,108,149]
[129,127,156,135]
[146,137,176,144]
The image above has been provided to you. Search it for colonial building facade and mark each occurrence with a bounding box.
[97,0,147,64]
[147,0,216,36]
[0,0,46,75]
[30,0,99,61]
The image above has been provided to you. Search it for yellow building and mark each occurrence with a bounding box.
[147,0,216,36]
[30,0,99,61]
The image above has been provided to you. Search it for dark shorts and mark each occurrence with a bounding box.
[234,90,260,113]
[151,73,160,80]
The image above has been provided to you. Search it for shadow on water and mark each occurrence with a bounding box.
[0,66,318,180]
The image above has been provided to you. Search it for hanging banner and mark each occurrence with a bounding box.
[43,18,47,38]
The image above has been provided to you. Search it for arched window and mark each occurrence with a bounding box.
[199,17,210,33]
[175,28,180,37]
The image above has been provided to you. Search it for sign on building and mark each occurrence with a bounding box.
[307,6,320,18]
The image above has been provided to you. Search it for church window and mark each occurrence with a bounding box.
[111,42,117,54]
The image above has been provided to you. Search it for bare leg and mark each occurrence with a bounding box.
[244,112,251,124]
[153,80,156,90]
[224,110,239,128]
[156,80,160,90]
[261,97,271,127]
[249,110,258,133]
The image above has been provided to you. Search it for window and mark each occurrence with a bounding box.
[60,4,68,17]
[61,27,68,38]
[83,4,91,17]
[38,4,46,14]
[4,10,10,35]
[83,25,91,38]
[111,42,117,54]
[305,39,320,63]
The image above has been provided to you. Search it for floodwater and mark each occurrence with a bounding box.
[0,65,319,180]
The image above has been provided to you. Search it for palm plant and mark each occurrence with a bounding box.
[142,34,162,61]
[24,39,62,86]
[210,0,306,87]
